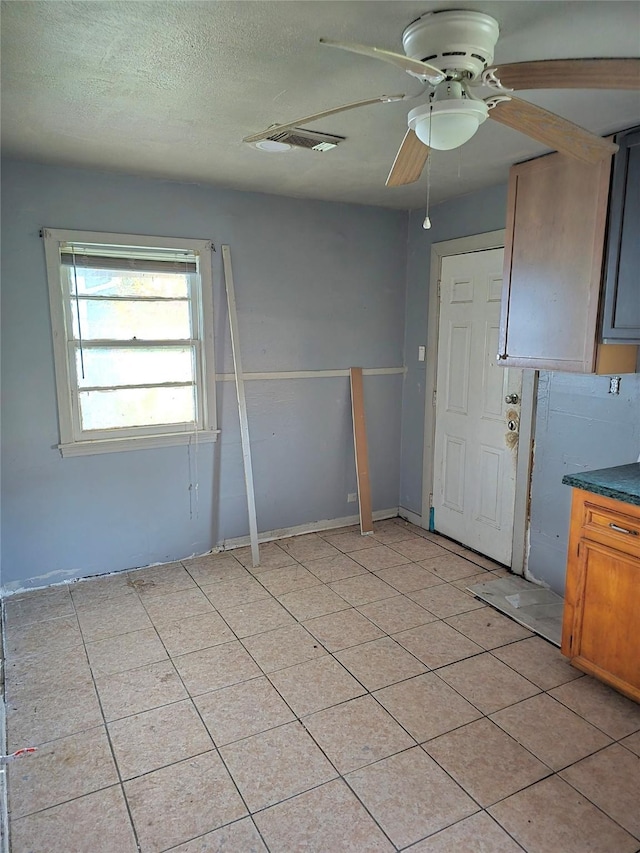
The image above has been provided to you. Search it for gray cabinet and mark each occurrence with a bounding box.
[601,126,640,343]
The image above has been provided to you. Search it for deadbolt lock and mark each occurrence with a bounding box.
[505,393,519,404]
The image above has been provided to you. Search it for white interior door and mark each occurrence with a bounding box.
[433,248,522,565]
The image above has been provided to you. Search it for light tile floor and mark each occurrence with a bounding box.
[4,518,640,853]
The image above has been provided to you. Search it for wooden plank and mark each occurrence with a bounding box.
[349,367,374,535]
[222,245,260,568]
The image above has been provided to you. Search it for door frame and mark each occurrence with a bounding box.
[421,230,538,575]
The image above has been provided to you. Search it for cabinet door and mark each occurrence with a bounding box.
[601,126,640,342]
[567,538,640,701]
[499,151,611,371]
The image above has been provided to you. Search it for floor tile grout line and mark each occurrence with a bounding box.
[420,720,555,799]
[422,733,638,846]
[9,781,133,825]
[99,581,273,851]
[149,630,276,853]
[250,773,400,852]
[487,683,622,745]
[158,815,268,853]
[395,809,528,853]
[37,593,145,853]
[485,766,640,847]
[552,752,640,842]
[618,738,640,755]
[135,584,293,850]
[544,686,639,741]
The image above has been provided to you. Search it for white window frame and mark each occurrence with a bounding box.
[43,228,219,457]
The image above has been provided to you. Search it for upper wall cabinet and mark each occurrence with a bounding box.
[601,126,640,343]
[498,135,638,374]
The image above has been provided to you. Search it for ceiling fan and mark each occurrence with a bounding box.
[243,10,640,187]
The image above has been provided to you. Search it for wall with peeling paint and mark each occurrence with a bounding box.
[1,160,407,589]
[527,371,640,593]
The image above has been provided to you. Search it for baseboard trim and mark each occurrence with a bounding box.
[221,507,400,551]
[1,508,402,597]
[397,506,425,528]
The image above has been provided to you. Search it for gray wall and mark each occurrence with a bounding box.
[1,160,407,590]
[527,371,640,593]
[399,183,640,596]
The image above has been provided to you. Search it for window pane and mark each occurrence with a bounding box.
[79,386,196,430]
[72,298,191,340]
[71,268,190,298]
[76,347,194,388]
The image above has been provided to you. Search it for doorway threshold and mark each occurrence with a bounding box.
[467,575,564,647]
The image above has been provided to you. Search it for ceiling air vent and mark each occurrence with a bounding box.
[266,127,345,152]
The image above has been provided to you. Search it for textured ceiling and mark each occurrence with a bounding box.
[1,0,639,208]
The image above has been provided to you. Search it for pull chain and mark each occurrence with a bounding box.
[423,101,433,230]
[422,154,432,230]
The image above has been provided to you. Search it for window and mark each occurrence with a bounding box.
[43,229,218,456]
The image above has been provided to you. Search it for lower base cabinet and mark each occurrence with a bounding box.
[561,488,640,703]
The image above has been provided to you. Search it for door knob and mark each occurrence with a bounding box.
[507,420,518,431]
[505,393,519,404]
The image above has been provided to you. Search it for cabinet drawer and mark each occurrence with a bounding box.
[581,499,640,557]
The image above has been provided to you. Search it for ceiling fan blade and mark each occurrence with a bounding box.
[386,129,429,187]
[484,58,640,91]
[320,39,445,85]
[488,96,619,164]
[243,94,407,143]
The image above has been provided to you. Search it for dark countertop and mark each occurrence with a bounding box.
[562,463,640,506]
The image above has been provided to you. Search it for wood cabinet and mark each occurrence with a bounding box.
[561,488,640,702]
[601,126,640,343]
[499,143,638,374]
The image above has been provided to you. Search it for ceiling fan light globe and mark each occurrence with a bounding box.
[254,139,292,152]
[408,100,488,151]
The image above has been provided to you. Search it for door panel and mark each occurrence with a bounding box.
[446,324,471,414]
[477,445,502,527]
[433,248,522,565]
[443,435,466,512]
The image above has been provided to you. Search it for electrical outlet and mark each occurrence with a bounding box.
[347,492,357,503]
[609,376,621,395]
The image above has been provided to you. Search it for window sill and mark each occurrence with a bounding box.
[58,430,220,457]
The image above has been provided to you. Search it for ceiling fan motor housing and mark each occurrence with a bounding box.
[402,10,500,80]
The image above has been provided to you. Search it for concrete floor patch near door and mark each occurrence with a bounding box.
[468,575,565,646]
[3,519,640,852]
